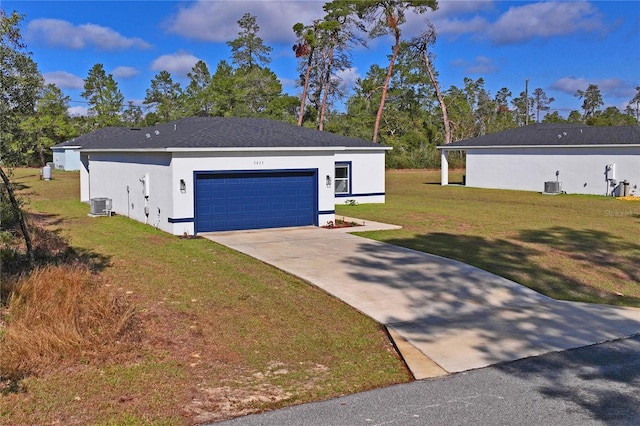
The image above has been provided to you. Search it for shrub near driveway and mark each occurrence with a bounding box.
[337,169,640,307]
[0,169,409,425]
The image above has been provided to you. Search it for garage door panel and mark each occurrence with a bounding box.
[196,171,317,232]
[270,188,284,197]
[227,204,241,214]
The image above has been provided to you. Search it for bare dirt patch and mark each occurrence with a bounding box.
[184,360,332,424]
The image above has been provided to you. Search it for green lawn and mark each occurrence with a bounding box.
[1,169,409,425]
[3,167,638,425]
[337,169,640,307]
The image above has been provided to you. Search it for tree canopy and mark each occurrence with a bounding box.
[81,64,124,128]
[1,10,44,165]
[227,13,272,69]
[3,5,637,169]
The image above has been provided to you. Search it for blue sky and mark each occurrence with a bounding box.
[6,0,640,117]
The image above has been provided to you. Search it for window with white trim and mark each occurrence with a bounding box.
[335,163,350,194]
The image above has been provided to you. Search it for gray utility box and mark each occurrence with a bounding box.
[621,180,630,197]
[544,181,561,194]
[90,198,112,216]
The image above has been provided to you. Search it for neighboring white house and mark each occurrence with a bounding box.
[438,124,640,196]
[77,117,390,235]
[52,139,82,171]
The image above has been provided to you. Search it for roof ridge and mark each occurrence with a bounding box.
[441,124,640,148]
[75,117,385,150]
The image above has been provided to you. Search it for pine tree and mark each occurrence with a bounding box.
[351,0,438,142]
[185,60,212,117]
[81,64,124,127]
[227,13,272,69]
[574,84,603,121]
[144,70,183,123]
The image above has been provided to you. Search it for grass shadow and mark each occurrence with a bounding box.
[339,233,640,421]
[29,211,112,273]
[422,180,465,186]
[518,226,640,286]
[4,170,39,191]
[1,213,112,304]
[379,229,640,306]
[28,211,66,227]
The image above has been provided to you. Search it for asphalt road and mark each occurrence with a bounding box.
[215,336,640,426]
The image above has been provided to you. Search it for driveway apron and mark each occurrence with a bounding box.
[203,225,640,376]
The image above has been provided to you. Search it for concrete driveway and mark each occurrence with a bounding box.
[203,220,640,378]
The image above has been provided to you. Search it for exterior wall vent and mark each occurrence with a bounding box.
[544,181,561,194]
[90,198,112,216]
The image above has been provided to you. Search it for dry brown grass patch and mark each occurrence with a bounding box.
[0,265,138,380]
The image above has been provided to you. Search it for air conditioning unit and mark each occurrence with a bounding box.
[544,181,561,194]
[90,198,112,216]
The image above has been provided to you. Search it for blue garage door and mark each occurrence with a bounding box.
[195,171,317,232]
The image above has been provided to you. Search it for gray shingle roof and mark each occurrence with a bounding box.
[53,126,128,148]
[52,139,84,148]
[76,117,385,150]
[439,123,640,148]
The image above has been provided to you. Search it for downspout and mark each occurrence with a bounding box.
[140,174,150,224]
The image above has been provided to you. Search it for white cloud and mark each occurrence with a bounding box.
[112,66,140,79]
[436,1,495,16]
[404,1,492,38]
[165,0,324,43]
[279,77,297,90]
[334,67,360,91]
[168,0,492,44]
[43,71,84,89]
[411,1,606,45]
[550,76,591,94]
[26,18,151,50]
[430,16,488,39]
[466,56,499,74]
[68,106,88,117]
[126,99,145,107]
[597,78,636,98]
[487,1,605,44]
[150,52,202,76]
[450,56,499,75]
[550,76,635,99]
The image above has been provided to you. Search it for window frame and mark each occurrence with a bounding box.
[334,162,352,196]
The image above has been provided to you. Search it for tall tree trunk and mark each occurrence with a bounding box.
[318,39,335,132]
[421,49,451,144]
[297,47,314,126]
[373,28,400,143]
[0,166,34,265]
[38,146,46,167]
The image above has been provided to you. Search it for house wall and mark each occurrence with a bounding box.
[53,148,65,170]
[85,152,173,232]
[64,148,81,171]
[53,147,81,171]
[170,150,339,235]
[466,146,640,195]
[82,149,388,236]
[334,150,387,205]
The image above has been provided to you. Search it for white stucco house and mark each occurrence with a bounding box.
[76,117,390,235]
[52,139,82,171]
[438,123,640,196]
